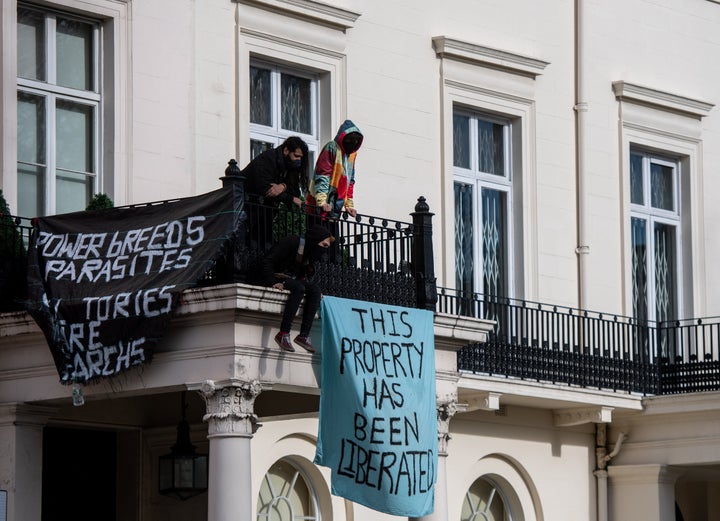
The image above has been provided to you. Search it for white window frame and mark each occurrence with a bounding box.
[453,108,515,298]
[461,454,540,521]
[614,81,712,321]
[17,4,102,216]
[237,13,349,170]
[462,476,514,521]
[2,0,130,215]
[435,37,543,300]
[629,151,683,323]
[256,458,320,521]
[248,59,320,163]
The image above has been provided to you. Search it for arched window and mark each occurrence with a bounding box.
[461,476,512,521]
[256,458,319,521]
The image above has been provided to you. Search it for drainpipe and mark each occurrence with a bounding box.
[575,0,590,311]
[595,423,628,521]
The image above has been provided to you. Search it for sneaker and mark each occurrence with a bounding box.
[274,332,295,352]
[294,334,315,353]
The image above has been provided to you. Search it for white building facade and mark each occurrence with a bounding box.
[2,0,720,520]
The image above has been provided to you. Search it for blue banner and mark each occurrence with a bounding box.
[314,296,437,517]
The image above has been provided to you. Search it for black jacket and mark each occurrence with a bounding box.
[259,226,333,286]
[242,146,300,206]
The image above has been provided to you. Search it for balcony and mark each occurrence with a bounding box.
[2,176,720,397]
[439,289,720,396]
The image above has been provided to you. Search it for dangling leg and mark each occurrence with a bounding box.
[294,281,321,353]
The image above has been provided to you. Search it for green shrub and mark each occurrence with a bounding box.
[86,193,114,211]
[273,202,306,241]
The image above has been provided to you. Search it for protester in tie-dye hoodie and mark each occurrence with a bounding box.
[306,119,363,219]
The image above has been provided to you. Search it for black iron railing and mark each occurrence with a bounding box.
[0,157,437,313]
[213,194,419,308]
[657,318,720,394]
[440,288,720,395]
[0,215,33,312]
[217,159,436,310]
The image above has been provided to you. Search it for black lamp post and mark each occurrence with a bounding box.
[158,392,208,500]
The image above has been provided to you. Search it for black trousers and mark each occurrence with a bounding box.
[280,277,321,335]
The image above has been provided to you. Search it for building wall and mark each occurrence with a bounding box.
[250,409,596,521]
[4,1,720,520]
[3,0,720,315]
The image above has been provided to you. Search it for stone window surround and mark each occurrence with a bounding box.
[1,0,131,212]
[235,0,361,165]
[433,35,548,300]
[613,80,714,319]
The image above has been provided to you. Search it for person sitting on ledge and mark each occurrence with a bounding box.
[257,224,334,353]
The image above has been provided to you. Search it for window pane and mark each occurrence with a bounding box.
[280,73,311,134]
[482,188,507,298]
[478,119,505,176]
[250,139,274,160]
[17,8,46,81]
[18,163,45,218]
[56,17,94,91]
[56,170,92,214]
[250,66,272,126]
[654,222,677,323]
[18,92,46,164]
[461,478,508,521]
[453,113,470,169]
[631,217,648,323]
[454,182,474,297]
[630,152,643,205]
[56,100,94,173]
[650,163,674,211]
[256,460,317,521]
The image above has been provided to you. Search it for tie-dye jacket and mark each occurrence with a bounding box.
[306,119,363,218]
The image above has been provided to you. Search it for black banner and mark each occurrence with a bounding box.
[25,187,236,384]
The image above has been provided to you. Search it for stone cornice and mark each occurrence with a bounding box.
[460,373,644,412]
[553,406,613,427]
[236,0,361,31]
[1,283,492,403]
[612,81,714,118]
[432,36,549,78]
[0,403,57,426]
[434,312,494,350]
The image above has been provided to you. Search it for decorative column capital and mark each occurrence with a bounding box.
[436,399,465,456]
[199,380,263,437]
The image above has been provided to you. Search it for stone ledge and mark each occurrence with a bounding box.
[236,0,361,31]
[432,36,549,78]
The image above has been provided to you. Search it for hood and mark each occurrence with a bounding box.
[334,119,364,153]
[304,224,334,262]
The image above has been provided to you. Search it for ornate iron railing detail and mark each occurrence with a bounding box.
[657,318,720,394]
[439,287,720,395]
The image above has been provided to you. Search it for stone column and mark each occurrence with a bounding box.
[200,380,262,521]
[411,400,461,521]
[0,404,56,521]
[607,464,683,521]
